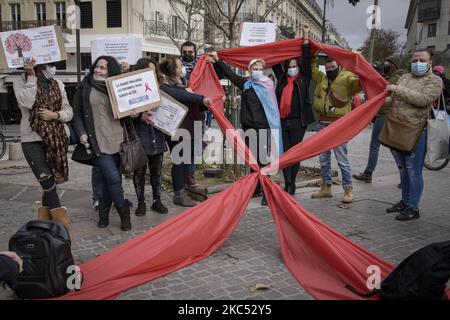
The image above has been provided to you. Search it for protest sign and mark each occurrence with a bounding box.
[239,22,278,47]
[0,25,67,69]
[106,68,161,119]
[91,37,142,64]
[148,91,188,136]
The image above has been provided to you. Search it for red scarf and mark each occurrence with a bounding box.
[279,74,299,119]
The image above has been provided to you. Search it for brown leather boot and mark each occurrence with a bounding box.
[352,171,372,183]
[50,207,69,229]
[37,207,52,221]
[342,187,353,203]
[311,184,332,198]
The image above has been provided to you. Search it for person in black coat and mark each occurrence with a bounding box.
[71,56,133,231]
[128,58,169,216]
[273,24,314,195]
[206,53,283,206]
[158,57,212,208]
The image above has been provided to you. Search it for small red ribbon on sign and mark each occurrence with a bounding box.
[144,83,152,92]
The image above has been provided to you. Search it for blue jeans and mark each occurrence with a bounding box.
[391,130,427,210]
[91,166,102,204]
[316,122,353,188]
[93,153,125,207]
[365,116,385,172]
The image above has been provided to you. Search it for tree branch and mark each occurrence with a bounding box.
[262,0,286,20]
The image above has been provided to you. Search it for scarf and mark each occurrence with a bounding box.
[181,57,199,80]
[90,76,108,95]
[29,79,69,184]
[279,74,299,119]
[244,76,284,158]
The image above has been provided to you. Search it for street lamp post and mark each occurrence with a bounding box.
[75,0,81,86]
[368,0,379,63]
[321,0,327,43]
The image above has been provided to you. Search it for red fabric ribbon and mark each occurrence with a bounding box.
[279,74,299,119]
[53,39,449,301]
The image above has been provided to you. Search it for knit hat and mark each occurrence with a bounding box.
[384,56,400,69]
[248,58,265,70]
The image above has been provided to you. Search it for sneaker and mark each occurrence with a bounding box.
[151,199,168,214]
[386,201,407,213]
[395,207,420,221]
[353,171,372,183]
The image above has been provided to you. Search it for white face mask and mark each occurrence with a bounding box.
[287,67,298,77]
[42,65,56,80]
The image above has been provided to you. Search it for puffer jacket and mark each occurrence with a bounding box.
[311,56,360,120]
[384,69,442,128]
[377,69,407,116]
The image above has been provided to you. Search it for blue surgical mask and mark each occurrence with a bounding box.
[251,70,263,80]
[411,62,429,76]
[287,67,298,77]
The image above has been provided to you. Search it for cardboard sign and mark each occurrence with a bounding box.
[148,91,189,136]
[0,25,67,69]
[106,68,161,119]
[239,22,278,47]
[91,37,142,64]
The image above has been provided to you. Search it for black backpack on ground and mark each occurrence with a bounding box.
[346,241,450,300]
[9,220,75,299]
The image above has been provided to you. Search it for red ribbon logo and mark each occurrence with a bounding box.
[144,83,152,92]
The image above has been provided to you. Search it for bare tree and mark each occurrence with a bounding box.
[360,29,401,63]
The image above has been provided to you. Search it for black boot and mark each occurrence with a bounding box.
[115,204,132,231]
[151,198,168,214]
[98,199,112,228]
[135,201,146,216]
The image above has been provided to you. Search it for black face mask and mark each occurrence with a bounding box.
[382,64,391,77]
[182,54,195,63]
[326,68,339,81]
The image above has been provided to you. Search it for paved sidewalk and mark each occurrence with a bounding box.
[1,126,449,300]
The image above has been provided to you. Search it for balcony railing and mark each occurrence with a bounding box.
[0,20,70,33]
[221,12,264,23]
[144,20,202,41]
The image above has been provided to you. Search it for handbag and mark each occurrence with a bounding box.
[426,90,450,166]
[119,121,147,174]
[379,112,426,154]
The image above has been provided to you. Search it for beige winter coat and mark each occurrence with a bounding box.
[13,75,73,143]
[385,69,442,128]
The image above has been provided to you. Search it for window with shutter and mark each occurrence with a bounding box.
[80,2,93,29]
[107,0,122,28]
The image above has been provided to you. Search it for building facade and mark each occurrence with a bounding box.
[405,0,450,53]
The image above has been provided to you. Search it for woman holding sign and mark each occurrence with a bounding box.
[159,57,212,208]
[71,55,132,231]
[13,58,73,228]
[129,58,169,216]
[272,24,314,195]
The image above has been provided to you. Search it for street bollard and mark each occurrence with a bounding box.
[9,142,24,161]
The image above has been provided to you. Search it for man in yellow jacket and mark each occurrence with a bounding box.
[310,56,361,203]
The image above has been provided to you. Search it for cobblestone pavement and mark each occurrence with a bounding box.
[1,126,449,300]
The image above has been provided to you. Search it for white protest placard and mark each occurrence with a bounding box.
[239,22,278,47]
[91,37,142,64]
[149,91,188,136]
[106,68,161,119]
[0,25,66,69]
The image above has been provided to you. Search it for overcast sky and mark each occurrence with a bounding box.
[317,0,410,49]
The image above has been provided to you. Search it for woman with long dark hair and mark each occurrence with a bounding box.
[13,58,73,228]
[72,55,132,231]
[272,24,314,195]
